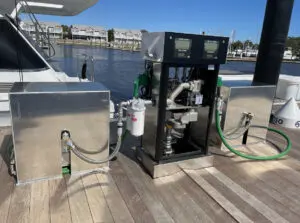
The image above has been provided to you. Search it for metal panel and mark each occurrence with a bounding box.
[143,104,159,159]
[10,82,109,184]
[219,82,276,145]
[142,63,161,159]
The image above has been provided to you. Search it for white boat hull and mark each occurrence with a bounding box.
[0,69,83,126]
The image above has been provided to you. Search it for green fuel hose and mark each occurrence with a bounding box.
[215,109,292,160]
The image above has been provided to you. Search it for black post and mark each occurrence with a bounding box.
[253,0,294,85]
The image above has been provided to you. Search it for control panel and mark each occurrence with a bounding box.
[141,32,229,65]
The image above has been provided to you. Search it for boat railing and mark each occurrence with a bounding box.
[77,54,95,82]
[12,0,56,59]
[22,1,55,59]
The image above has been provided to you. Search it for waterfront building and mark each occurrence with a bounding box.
[20,21,63,41]
[113,28,142,48]
[71,25,107,42]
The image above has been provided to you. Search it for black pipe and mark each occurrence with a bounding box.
[253,0,294,85]
[81,62,87,79]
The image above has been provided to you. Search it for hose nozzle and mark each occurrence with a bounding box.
[61,130,75,150]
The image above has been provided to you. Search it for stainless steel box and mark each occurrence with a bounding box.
[211,80,276,147]
[10,82,110,184]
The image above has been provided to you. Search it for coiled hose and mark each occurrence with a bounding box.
[215,109,292,160]
[69,131,127,164]
[223,114,252,140]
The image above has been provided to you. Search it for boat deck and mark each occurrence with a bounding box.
[1,125,300,223]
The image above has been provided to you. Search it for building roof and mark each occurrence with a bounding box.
[72,24,105,31]
[113,28,142,35]
[114,28,140,32]
[22,20,61,27]
[93,26,106,31]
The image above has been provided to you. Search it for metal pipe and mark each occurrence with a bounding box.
[90,56,95,82]
[253,0,294,85]
[63,100,129,164]
[168,82,190,104]
[69,135,123,164]
[65,99,152,164]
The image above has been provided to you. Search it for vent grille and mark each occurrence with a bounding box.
[0,83,14,93]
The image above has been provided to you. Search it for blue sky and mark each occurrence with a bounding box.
[37,0,300,42]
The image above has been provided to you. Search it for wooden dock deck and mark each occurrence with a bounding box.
[1,125,300,223]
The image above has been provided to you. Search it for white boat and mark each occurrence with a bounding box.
[283,50,297,60]
[0,0,99,126]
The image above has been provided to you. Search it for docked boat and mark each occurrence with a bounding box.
[0,0,99,126]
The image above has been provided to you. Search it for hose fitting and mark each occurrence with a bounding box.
[215,100,292,160]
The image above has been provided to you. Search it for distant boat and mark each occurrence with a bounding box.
[283,50,297,60]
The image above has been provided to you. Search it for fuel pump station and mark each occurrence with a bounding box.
[134,32,229,178]
[6,0,295,186]
[8,32,292,184]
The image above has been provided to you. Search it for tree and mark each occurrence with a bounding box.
[107,29,114,42]
[61,25,72,39]
[69,25,73,39]
[141,29,148,33]
[286,37,300,57]
[231,40,243,50]
[244,40,253,49]
[253,43,259,50]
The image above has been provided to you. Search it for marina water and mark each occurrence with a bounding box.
[51,45,300,101]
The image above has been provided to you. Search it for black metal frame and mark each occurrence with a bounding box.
[141,32,228,164]
[153,63,220,163]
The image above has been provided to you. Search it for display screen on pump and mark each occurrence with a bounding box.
[203,40,220,59]
[174,38,192,58]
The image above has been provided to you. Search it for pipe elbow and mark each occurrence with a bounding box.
[169,82,191,103]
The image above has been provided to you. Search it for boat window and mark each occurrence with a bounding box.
[0,19,48,70]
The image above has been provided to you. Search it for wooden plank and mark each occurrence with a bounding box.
[0,151,14,223]
[214,146,300,207]
[158,172,214,223]
[6,183,31,223]
[110,160,156,223]
[229,159,300,207]
[81,173,114,223]
[249,142,300,187]
[267,129,300,163]
[183,169,253,223]
[153,173,201,223]
[65,175,93,223]
[216,164,300,223]
[49,178,72,223]
[198,169,269,222]
[117,154,175,223]
[277,157,300,172]
[97,173,134,223]
[176,172,236,223]
[243,156,300,202]
[258,160,300,187]
[29,180,50,223]
[206,167,289,223]
[255,179,300,214]
[214,154,300,212]
[268,128,300,166]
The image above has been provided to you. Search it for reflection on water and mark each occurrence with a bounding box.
[51,45,300,101]
[51,45,143,102]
